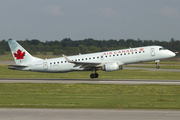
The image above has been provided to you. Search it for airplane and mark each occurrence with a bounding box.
[8,39,176,78]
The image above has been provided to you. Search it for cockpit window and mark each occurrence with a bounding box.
[159,47,166,51]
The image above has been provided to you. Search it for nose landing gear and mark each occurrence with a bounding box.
[155,60,160,69]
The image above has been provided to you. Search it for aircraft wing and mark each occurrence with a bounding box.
[62,54,103,69]
[62,54,124,70]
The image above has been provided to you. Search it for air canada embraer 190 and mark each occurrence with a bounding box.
[8,39,176,78]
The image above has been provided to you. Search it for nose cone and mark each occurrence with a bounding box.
[169,51,176,57]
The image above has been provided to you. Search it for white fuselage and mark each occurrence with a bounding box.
[17,45,175,73]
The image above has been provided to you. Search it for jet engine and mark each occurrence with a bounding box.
[101,62,123,72]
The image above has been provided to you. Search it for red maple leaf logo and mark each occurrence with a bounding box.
[14,49,25,60]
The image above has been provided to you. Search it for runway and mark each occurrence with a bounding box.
[0,108,180,120]
[0,78,180,85]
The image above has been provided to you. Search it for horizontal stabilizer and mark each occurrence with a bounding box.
[8,65,28,70]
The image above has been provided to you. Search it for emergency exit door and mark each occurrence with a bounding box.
[151,48,155,56]
[43,62,48,70]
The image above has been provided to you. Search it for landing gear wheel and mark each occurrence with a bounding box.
[90,68,99,79]
[94,73,99,78]
[155,61,160,69]
[156,66,160,69]
[90,73,95,79]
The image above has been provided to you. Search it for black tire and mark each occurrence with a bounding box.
[156,66,160,69]
[90,73,95,79]
[94,73,99,78]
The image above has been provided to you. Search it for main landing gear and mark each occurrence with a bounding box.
[90,68,99,79]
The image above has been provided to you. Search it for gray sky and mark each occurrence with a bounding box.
[0,0,180,41]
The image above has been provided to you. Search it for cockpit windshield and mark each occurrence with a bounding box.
[159,47,166,51]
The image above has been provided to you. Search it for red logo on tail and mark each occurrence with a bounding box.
[14,49,25,60]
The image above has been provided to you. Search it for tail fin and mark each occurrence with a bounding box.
[8,39,42,65]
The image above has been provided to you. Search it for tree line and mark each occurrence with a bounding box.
[0,38,179,55]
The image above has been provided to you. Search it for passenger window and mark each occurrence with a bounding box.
[93,57,95,59]
[124,53,126,55]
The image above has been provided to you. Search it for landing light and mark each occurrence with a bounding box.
[174,52,179,54]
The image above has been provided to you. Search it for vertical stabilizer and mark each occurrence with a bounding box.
[8,39,42,65]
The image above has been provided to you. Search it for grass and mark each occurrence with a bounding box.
[0,55,14,61]
[0,83,180,109]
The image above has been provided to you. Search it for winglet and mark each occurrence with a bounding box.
[62,54,74,63]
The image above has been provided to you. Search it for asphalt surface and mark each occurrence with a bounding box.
[0,108,180,120]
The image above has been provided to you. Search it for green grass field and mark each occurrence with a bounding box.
[0,83,180,109]
[0,61,180,109]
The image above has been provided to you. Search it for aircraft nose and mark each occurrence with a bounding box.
[169,51,176,57]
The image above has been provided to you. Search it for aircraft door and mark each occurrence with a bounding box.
[43,62,48,70]
[151,48,155,56]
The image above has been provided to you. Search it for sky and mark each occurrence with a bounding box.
[0,0,180,42]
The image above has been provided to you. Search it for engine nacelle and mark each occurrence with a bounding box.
[102,62,123,72]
